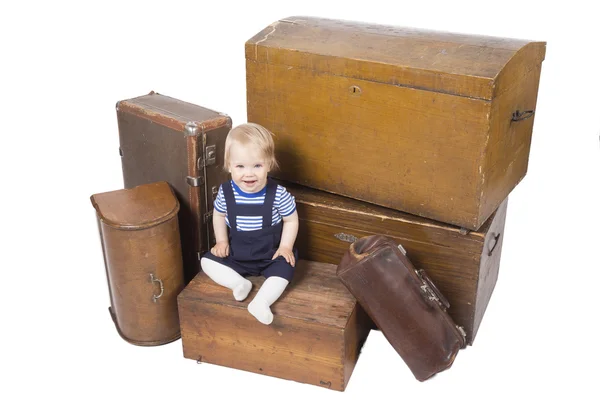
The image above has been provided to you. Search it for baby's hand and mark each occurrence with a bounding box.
[272,246,295,267]
[211,241,230,258]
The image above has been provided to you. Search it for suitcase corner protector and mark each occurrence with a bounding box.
[184,121,204,137]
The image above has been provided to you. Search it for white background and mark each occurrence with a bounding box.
[2,1,599,399]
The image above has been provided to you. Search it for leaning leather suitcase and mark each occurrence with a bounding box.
[289,181,507,344]
[337,235,467,381]
[91,181,185,345]
[117,92,232,283]
[246,17,546,230]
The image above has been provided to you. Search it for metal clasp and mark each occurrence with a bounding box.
[205,145,217,166]
[334,233,358,243]
[420,283,440,304]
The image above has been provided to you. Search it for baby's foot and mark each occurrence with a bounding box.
[233,279,252,301]
[248,298,274,325]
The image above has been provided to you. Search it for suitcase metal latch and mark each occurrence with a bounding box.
[196,145,217,168]
[416,269,451,310]
[204,145,216,166]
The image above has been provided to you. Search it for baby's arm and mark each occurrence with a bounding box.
[273,210,299,266]
[211,210,229,257]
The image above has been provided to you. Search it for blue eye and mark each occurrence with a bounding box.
[235,165,244,169]
[254,164,263,168]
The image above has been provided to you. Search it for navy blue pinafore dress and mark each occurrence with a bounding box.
[203,179,296,282]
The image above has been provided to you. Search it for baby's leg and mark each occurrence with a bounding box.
[248,276,289,325]
[201,257,252,301]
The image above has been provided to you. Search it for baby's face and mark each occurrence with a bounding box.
[228,142,270,194]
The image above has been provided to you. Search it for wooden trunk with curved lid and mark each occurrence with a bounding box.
[246,16,545,230]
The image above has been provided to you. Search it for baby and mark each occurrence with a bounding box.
[200,123,299,325]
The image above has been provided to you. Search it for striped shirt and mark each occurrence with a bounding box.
[214,180,296,232]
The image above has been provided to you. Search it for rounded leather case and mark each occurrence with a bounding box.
[91,181,184,346]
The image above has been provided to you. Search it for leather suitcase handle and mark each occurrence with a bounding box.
[350,235,396,257]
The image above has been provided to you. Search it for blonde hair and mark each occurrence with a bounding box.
[223,123,279,171]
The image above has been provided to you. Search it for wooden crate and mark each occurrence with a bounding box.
[178,260,371,391]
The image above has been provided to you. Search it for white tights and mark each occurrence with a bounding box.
[200,257,289,325]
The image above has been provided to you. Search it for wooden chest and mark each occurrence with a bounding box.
[288,182,507,344]
[246,17,545,230]
[177,260,371,391]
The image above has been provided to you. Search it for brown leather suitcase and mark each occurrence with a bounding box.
[337,235,467,381]
[290,181,507,344]
[91,181,185,345]
[246,16,545,230]
[117,92,232,283]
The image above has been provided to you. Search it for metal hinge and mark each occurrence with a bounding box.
[203,210,213,222]
[397,244,407,255]
[186,176,205,187]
